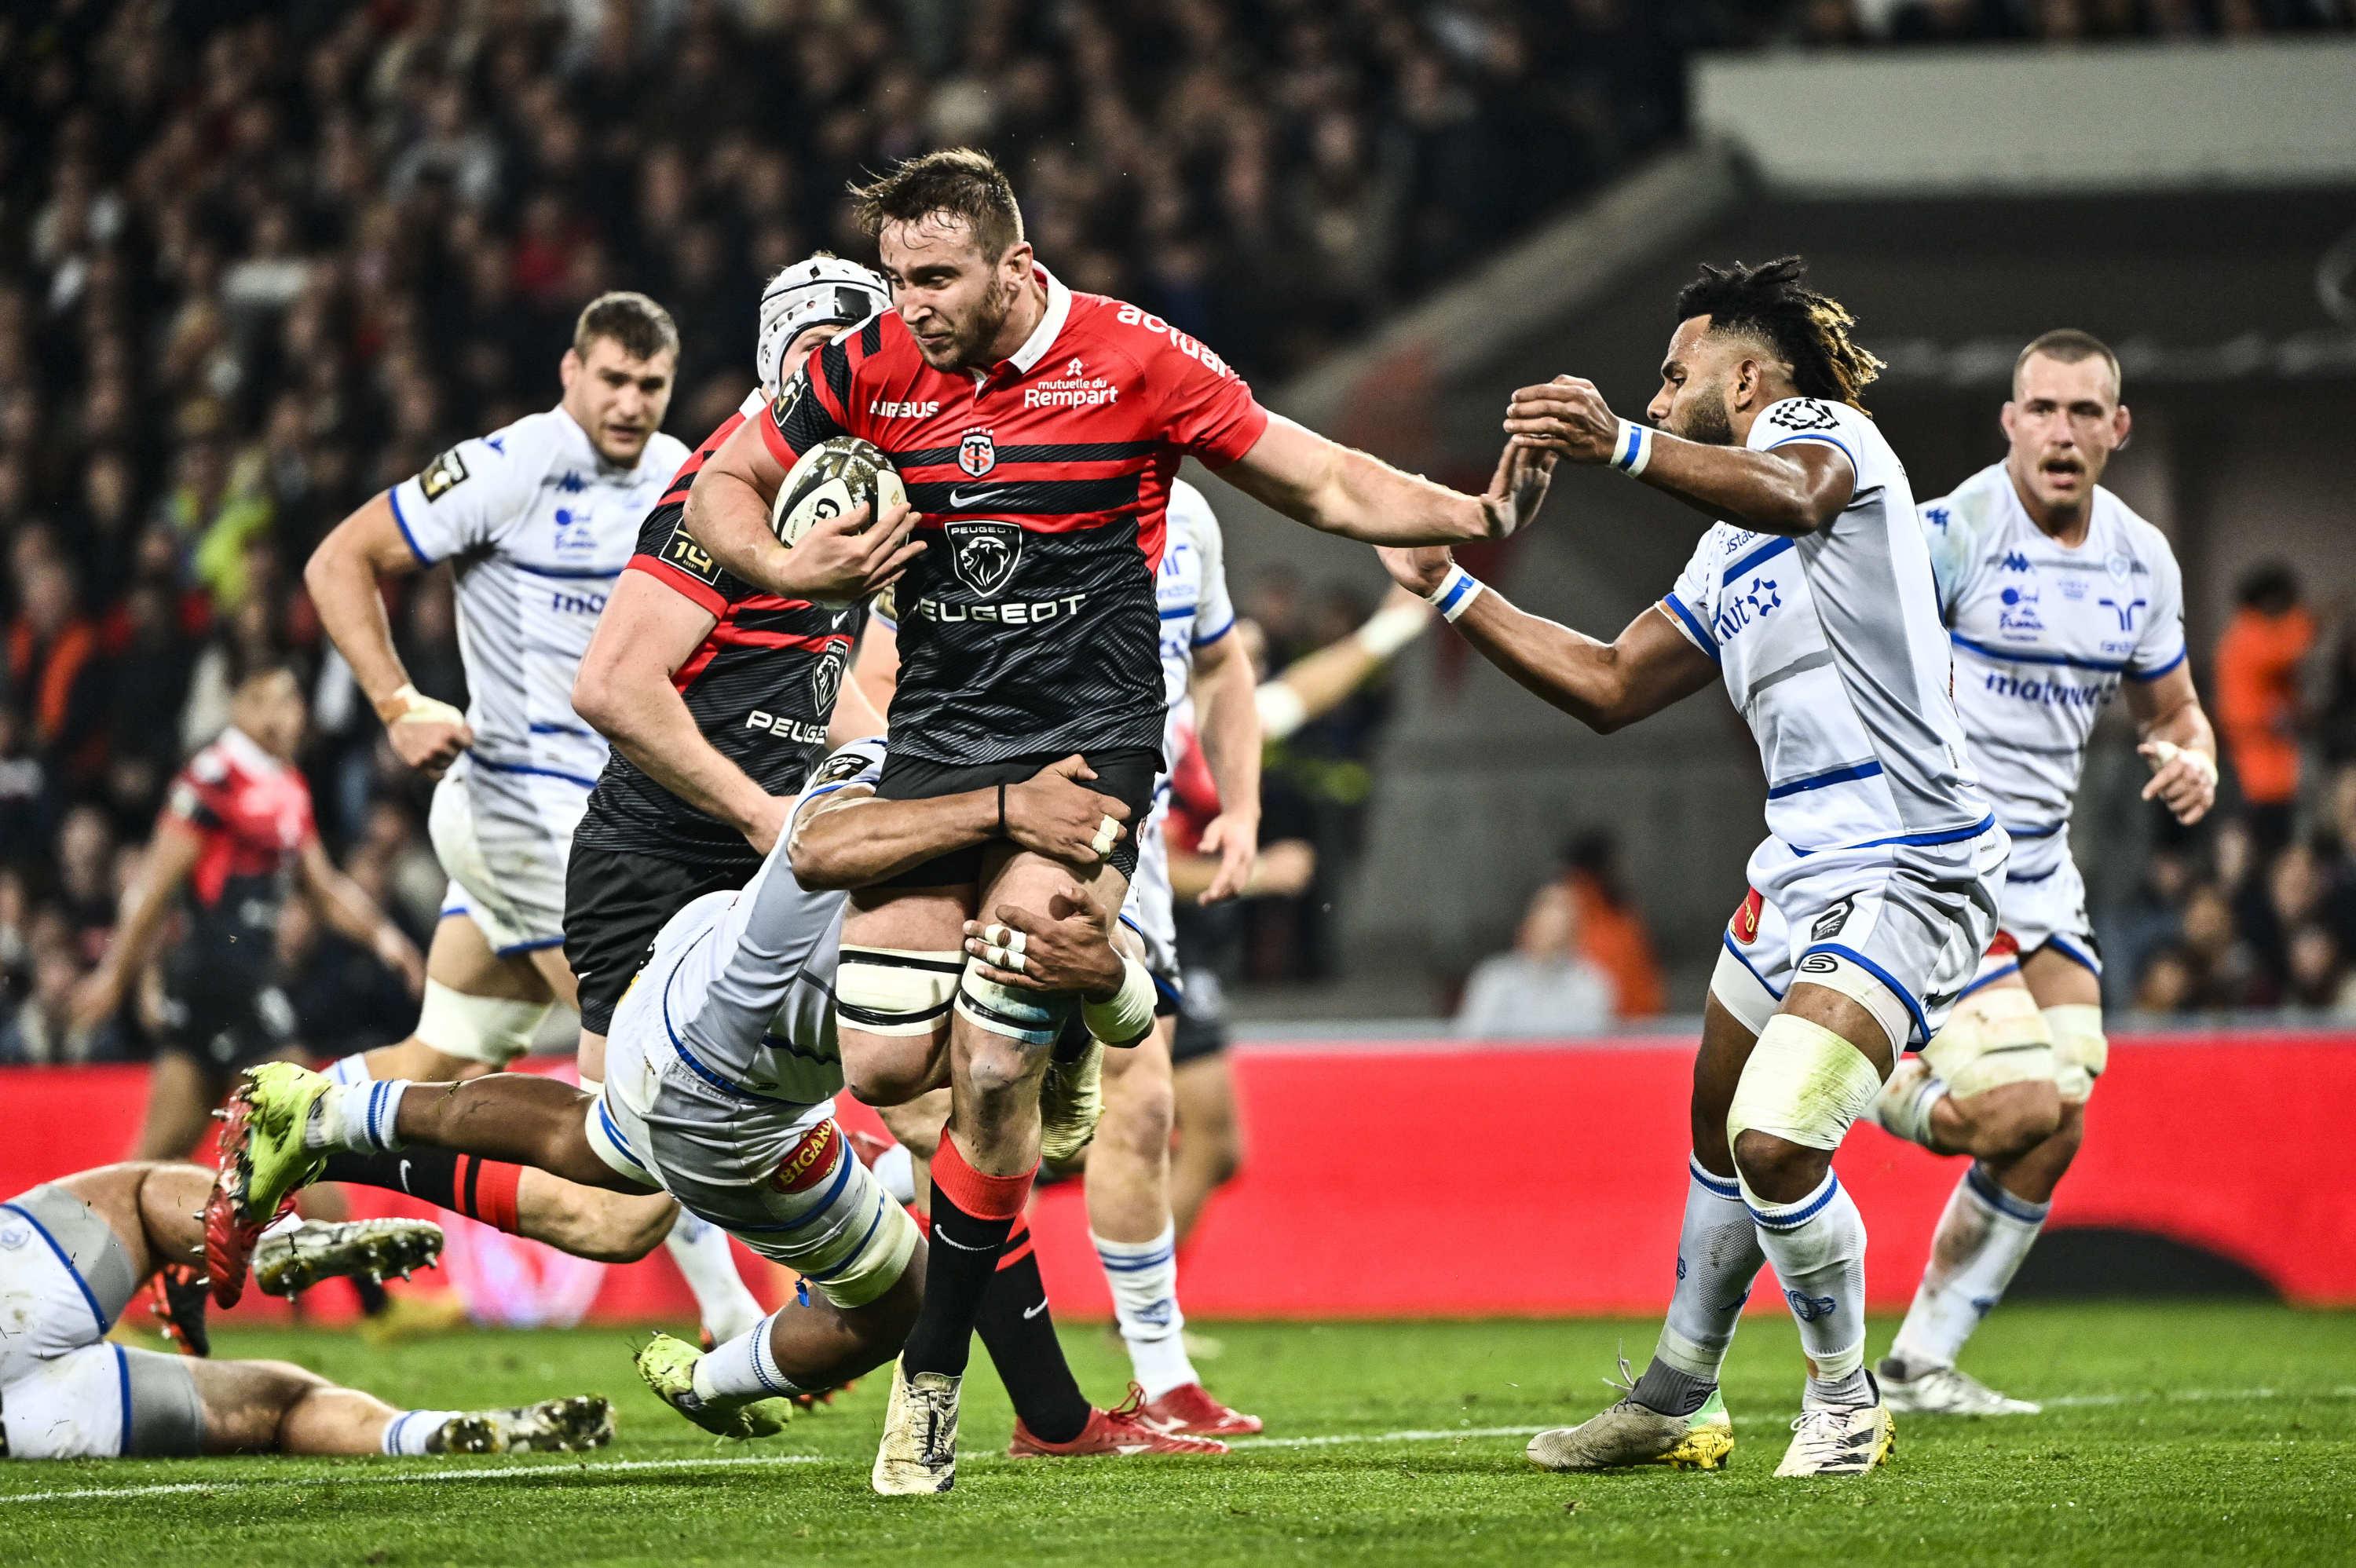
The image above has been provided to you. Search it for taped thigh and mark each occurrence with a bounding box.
[834,947,962,1037]
[730,1123,919,1309]
[1921,981,2055,1101]
[414,979,551,1068]
[2043,1003,2108,1105]
[1727,1013,1883,1153]
[1791,948,1918,1057]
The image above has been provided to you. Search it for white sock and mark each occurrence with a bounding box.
[1746,1170,1869,1395]
[664,1208,764,1343]
[381,1409,459,1455]
[324,1052,374,1088]
[692,1310,802,1402]
[1094,1223,1195,1400]
[308,1079,408,1153]
[1889,1162,2050,1372]
[872,1142,917,1205]
[1652,1155,1765,1383]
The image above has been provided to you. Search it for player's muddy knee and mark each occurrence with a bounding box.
[1948,1078,2062,1163]
[1730,1129,1830,1206]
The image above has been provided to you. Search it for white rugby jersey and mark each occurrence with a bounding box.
[388,407,687,791]
[1153,478,1237,765]
[637,739,885,1106]
[1659,397,1990,854]
[1922,462,2186,868]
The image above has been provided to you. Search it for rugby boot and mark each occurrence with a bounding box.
[1009,1386,1229,1457]
[430,1396,616,1454]
[256,1217,444,1297]
[1527,1387,1735,1471]
[634,1332,796,1440]
[871,1358,961,1495]
[1878,1358,2039,1416]
[1138,1381,1263,1438]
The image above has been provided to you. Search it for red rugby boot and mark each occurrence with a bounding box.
[1008,1385,1230,1458]
[1139,1381,1263,1438]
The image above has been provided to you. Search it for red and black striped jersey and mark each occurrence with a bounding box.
[159,726,313,986]
[764,267,1267,765]
[572,390,861,871]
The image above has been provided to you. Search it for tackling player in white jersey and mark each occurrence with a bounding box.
[1868,331,2215,1414]
[1384,256,1996,1478]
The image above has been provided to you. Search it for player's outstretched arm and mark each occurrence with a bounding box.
[305,492,474,777]
[788,757,1129,890]
[1504,378,1853,537]
[2126,663,2219,825]
[573,570,797,853]
[685,419,924,603]
[1378,546,1717,733]
[1219,415,1550,544]
[69,819,204,1031]
[296,839,425,995]
[1257,585,1433,742]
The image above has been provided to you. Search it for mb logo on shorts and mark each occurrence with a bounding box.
[946,520,1022,598]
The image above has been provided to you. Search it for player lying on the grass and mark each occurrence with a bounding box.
[0,1162,610,1460]
[1864,331,2214,1416]
[214,740,1224,1481]
[1386,256,2004,1478]
[682,148,1547,1496]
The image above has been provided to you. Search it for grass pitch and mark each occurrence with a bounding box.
[8,1303,2354,1566]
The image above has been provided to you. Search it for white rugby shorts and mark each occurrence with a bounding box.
[430,763,590,956]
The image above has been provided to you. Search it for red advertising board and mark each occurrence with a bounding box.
[4,1032,2347,1324]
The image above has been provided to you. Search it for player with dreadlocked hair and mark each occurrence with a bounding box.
[1377,255,2000,1477]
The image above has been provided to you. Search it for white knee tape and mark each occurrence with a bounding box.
[415,980,552,1068]
[1728,1014,1884,1153]
[1793,949,1914,1054]
[834,948,962,1037]
[954,957,1070,1045]
[2044,1003,2107,1105]
[1922,984,2054,1102]
[1081,956,1156,1048]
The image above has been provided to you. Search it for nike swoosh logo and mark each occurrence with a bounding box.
[398,1159,413,1193]
[948,486,1008,508]
[1023,1299,1049,1319]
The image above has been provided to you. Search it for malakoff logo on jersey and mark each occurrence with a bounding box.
[1026,356,1120,410]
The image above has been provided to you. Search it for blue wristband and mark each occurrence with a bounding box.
[1427,566,1484,623]
[1610,419,1653,477]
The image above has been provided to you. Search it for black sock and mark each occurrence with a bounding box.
[900,1143,1028,1380]
[975,1219,1090,1442]
[321,1148,459,1206]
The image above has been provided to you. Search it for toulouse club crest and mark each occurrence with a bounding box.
[958,427,997,477]
[810,646,845,713]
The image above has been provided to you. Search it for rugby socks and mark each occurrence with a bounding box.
[664,1208,765,1345]
[899,1133,1033,1380]
[382,1409,461,1456]
[324,1052,373,1088]
[693,1310,807,1402]
[1886,1162,2051,1376]
[975,1215,1092,1443]
[1747,1170,1871,1405]
[872,1142,918,1206]
[1093,1223,1196,1401]
[1631,1155,1764,1417]
[308,1079,409,1153]
[316,1149,525,1236]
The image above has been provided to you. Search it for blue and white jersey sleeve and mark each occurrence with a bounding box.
[1186,492,1235,649]
[1745,396,1870,504]
[794,737,888,812]
[2128,535,2187,682]
[387,420,545,565]
[1658,530,1721,663]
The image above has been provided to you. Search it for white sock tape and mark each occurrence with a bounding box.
[1425,566,1484,623]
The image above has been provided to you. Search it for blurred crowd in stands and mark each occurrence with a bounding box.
[2,1,2351,1062]
[1782,0,2352,42]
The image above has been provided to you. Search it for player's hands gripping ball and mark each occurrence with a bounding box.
[770,435,925,607]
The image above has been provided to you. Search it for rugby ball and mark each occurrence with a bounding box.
[771,436,908,608]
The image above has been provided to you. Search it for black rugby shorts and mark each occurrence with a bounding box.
[873,745,1160,889]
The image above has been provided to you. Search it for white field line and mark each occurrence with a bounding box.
[7,1385,2353,1507]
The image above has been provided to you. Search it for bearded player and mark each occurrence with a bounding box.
[679,148,1547,1492]
[1384,257,2000,1478]
[2,1161,609,1460]
[1864,331,2214,1414]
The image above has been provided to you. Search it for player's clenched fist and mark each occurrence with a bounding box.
[1505,375,1621,465]
[1003,755,1131,865]
[374,685,474,778]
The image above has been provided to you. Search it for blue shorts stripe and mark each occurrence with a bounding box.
[2043,934,2102,976]
[114,1343,133,1456]
[1802,941,1930,1044]
[1787,813,1995,858]
[1718,930,1786,1001]
[1955,962,2021,1001]
[3,1200,111,1334]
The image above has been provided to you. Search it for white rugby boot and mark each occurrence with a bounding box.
[1772,1386,1895,1478]
[1879,1359,2040,1416]
[871,1358,961,1495]
[432,1396,616,1453]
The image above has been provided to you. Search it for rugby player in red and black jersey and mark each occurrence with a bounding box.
[69,663,423,1164]
[681,148,1552,1493]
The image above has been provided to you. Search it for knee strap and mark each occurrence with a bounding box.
[955,957,1071,1045]
[1922,984,2055,1102]
[415,980,551,1068]
[835,947,963,1037]
[2044,1003,2107,1105]
[1792,948,1915,1056]
[1728,1014,1883,1153]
